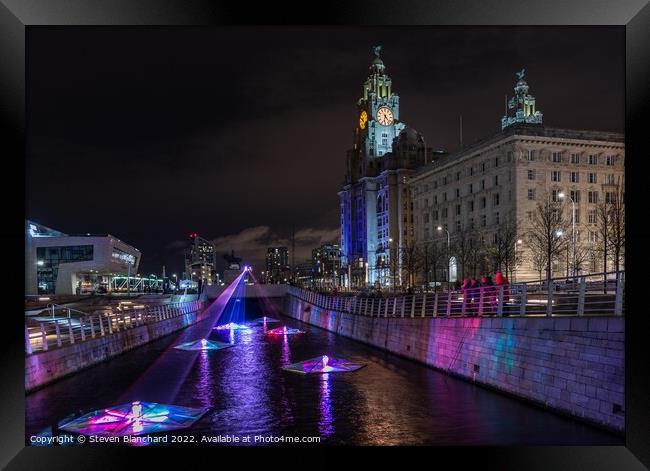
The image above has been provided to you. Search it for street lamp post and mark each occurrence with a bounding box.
[388,238,394,291]
[558,192,577,278]
[437,226,451,289]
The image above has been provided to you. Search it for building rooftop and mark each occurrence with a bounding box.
[413,124,625,179]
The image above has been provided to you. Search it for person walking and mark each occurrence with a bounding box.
[481,275,495,315]
[468,276,479,316]
[495,271,510,314]
[461,278,469,315]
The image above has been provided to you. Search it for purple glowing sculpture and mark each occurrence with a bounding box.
[282,355,366,374]
[59,401,209,437]
[173,338,233,351]
[266,326,305,336]
[213,322,251,331]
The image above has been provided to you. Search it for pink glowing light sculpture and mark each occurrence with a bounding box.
[59,401,209,437]
[266,326,305,336]
[282,355,365,374]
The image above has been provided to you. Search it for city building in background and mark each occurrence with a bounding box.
[222,250,242,285]
[185,232,216,288]
[293,260,314,287]
[410,72,624,283]
[339,47,434,289]
[25,219,141,295]
[265,247,290,284]
[312,243,341,289]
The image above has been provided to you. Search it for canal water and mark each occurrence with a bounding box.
[25,295,622,446]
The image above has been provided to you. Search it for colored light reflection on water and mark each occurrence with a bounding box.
[249,317,281,325]
[214,322,251,331]
[319,373,334,438]
[267,326,304,336]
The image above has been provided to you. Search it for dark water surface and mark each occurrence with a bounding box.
[26,295,622,446]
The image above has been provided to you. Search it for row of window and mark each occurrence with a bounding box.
[542,171,618,184]
[420,177,504,207]
[416,151,619,195]
[423,193,501,222]
[526,189,619,204]
[426,217,601,243]
[527,150,617,166]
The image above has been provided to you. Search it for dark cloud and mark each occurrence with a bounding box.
[213,225,339,270]
[26,27,624,274]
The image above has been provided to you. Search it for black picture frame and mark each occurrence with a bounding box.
[1,0,648,468]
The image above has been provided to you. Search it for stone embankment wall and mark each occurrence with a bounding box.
[285,295,624,433]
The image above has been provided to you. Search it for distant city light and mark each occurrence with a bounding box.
[37,260,44,266]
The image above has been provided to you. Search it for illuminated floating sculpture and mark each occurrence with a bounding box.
[282,355,366,374]
[266,326,305,336]
[173,338,233,351]
[249,316,281,325]
[59,401,209,437]
[213,322,251,331]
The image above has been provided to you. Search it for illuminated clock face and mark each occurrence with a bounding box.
[359,110,368,130]
[376,106,394,126]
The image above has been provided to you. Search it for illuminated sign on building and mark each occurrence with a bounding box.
[112,248,136,266]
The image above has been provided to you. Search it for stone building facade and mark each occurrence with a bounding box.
[410,103,624,281]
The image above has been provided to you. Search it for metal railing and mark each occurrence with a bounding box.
[25,300,203,355]
[45,303,93,320]
[288,271,624,319]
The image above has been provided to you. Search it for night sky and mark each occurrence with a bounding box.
[26,27,624,275]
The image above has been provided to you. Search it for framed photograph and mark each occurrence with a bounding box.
[2,0,648,468]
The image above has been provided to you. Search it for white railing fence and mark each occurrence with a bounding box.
[289,271,624,319]
[25,300,203,354]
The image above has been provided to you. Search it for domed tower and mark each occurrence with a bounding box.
[501,68,543,130]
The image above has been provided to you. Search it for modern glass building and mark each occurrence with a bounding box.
[25,220,141,295]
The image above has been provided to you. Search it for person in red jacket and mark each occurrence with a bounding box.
[495,271,510,304]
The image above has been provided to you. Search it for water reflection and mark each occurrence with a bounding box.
[318,373,334,438]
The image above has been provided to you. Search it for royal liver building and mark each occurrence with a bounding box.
[339,47,432,288]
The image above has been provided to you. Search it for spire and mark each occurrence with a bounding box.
[369,45,385,74]
[501,68,543,130]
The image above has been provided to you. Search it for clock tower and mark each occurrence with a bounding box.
[355,46,405,161]
[340,46,426,289]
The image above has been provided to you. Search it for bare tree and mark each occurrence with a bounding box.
[595,199,611,277]
[421,240,446,291]
[608,179,625,278]
[529,249,548,281]
[526,196,570,284]
[399,243,423,289]
[452,230,472,279]
[467,235,487,279]
[569,241,593,276]
[485,220,519,278]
